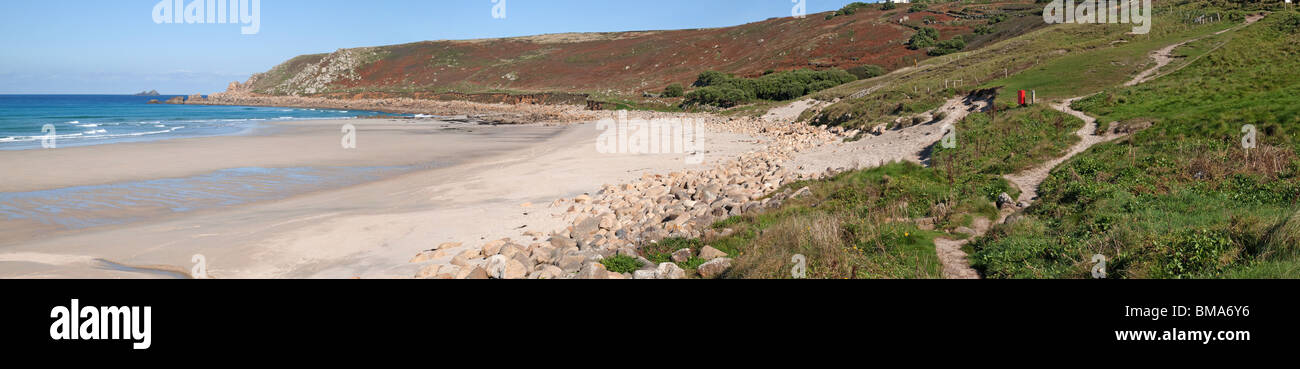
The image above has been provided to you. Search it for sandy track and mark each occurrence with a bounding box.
[787,93,990,176]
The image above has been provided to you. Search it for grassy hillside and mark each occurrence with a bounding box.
[236,1,1040,101]
[971,10,1300,279]
[809,3,1243,130]
[655,1,1291,279]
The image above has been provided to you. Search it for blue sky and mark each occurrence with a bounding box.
[0,0,864,94]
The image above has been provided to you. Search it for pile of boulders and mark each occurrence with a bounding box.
[412,111,857,279]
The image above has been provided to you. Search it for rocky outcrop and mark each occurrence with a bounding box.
[195,90,601,125]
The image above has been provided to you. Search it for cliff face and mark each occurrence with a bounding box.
[234,2,1037,98]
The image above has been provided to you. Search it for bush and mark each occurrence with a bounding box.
[693,71,731,87]
[600,254,645,274]
[684,86,750,108]
[928,36,967,56]
[1277,12,1300,33]
[662,83,684,98]
[908,27,939,50]
[848,64,886,79]
[881,1,896,11]
[684,69,857,107]
[908,4,928,13]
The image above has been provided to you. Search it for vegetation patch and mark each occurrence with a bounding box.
[972,13,1300,279]
[683,69,857,108]
[600,254,646,274]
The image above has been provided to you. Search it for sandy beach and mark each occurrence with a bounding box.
[0,116,761,278]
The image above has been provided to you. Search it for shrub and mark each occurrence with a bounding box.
[1148,230,1238,279]
[693,70,731,87]
[600,254,645,274]
[928,36,967,56]
[684,86,750,108]
[847,64,886,79]
[908,4,928,13]
[1277,12,1300,33]
[683,69,857,107]
[908,27,939,50]
[881,1,896,11]
[662,83,684,98]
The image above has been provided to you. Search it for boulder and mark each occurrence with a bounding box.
[550,236,577,249]
[415,264,442,279]
[697,257,733,278]
[671,248,693,263]
[485,255,528,279]
[482,239,509,256]
[455,266,489,280]
[557,250,587,273]
[410,250,440,263]
[573,217,601,238]
[450,253,470,267]
[655,262,686,280]
[576,263,608,279]
[434,265,461,279]
[530,245,557,264]
[699,246,728,260]
[997,193,1016,210]
[633,270,658,279]
[528,265,566,280]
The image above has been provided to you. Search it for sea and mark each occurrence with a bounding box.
[0,94,406,150]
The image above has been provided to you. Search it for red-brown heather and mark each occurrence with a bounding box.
[237,1,1040,98]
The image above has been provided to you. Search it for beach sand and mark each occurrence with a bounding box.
[0,117,760,278]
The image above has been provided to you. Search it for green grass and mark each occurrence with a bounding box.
[971,12,1300,279]
[932,105,1085,176]
[810,3,1244,130]
[984,21,1236,105]
[600,254,646,274]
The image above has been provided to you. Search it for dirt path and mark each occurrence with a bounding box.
[932,16,1266,279]
[1007,15,1263,204]
[786,93,990,176]
[1127,14,1263,86]
[935,217,989,279]
[763,99,825,123]
[1003,98,1123,204]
